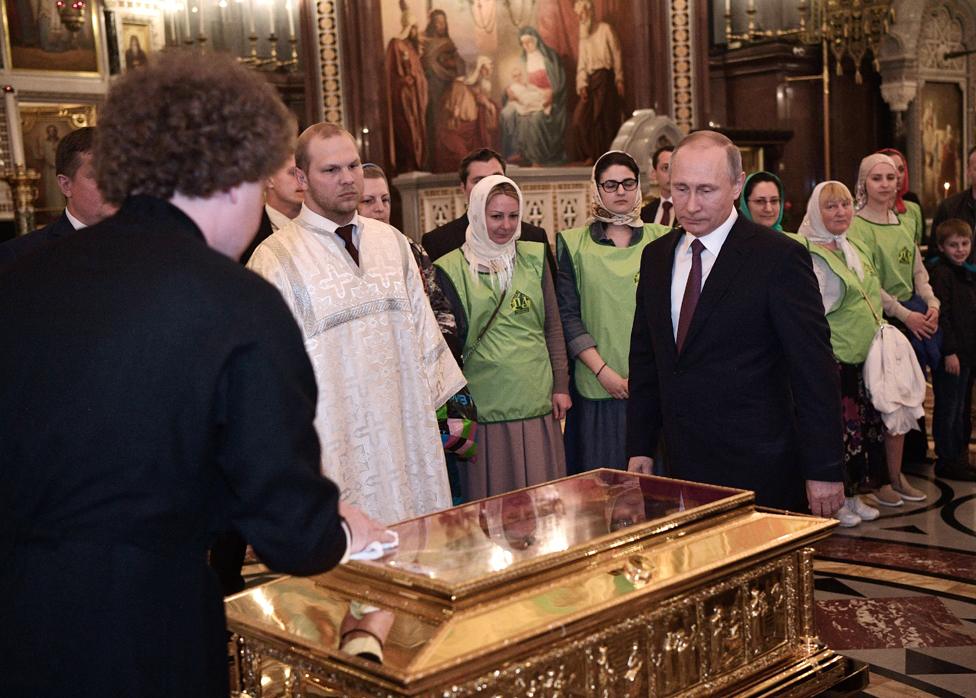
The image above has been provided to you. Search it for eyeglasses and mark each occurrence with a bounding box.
[598,178,638,193]
[748,197,781,208]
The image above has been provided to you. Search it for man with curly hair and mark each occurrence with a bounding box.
[248,124,465,526]
[0,52,384,696]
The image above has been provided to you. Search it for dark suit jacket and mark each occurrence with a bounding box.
[639,197,661,224]
[0,211,75,272]
[240,208,274,265]
[422,213,556,273]
[626,217,843,511]
[0,195,347,695]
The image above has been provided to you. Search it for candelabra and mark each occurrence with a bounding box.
[2,164,42,236]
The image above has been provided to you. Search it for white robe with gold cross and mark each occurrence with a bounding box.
[248,208,464,524]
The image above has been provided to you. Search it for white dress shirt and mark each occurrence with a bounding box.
[298,203,362,250]
[265,203,293,232]
[671,208,738,339]
[654,196,674,226]
[64,208,86,230]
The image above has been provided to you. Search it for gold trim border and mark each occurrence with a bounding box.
[316,0,342,125]
[670,0,695,132]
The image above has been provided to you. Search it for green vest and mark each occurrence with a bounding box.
[435,242,552,423]
[848,215,916,301]
[807,240,882,364]
[557,224,668,399]
[903,200,924,246]
[782,231,809,248]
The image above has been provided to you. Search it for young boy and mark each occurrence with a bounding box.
[928,218,976,481]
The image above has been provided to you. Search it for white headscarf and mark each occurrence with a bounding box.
[462,174,524,291]
[798,180,865,281]
[587,150,643,228]
[855,153,899,212]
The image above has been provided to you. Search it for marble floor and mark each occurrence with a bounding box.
[812,461,976,697]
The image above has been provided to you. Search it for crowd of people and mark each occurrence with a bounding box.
[3,49,976,694]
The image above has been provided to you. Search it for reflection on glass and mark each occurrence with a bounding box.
[364,470,740,585]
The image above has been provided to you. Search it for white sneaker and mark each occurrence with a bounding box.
[833,505,861,528]
[846,496,879,521]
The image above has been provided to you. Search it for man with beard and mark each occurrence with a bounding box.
[248,123,466,526]
[420,9,465,170]
[570,0,624,164]
[386,6,427,174]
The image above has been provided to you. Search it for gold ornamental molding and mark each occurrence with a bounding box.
[315,0,343,126]
[669,0,695,132]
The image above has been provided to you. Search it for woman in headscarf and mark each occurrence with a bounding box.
[500,26,567,166]
[877,147,925,246]
[555,150,669,473]
[738,170,787,232]
[848,153,939,505]
[434,175,570,500]
[798,181,886,526]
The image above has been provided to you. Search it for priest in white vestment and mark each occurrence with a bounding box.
[248,123,465,524]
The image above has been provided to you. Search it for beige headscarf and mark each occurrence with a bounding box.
[855,153,899,212]
[462,174,524,291]
[587,150,643,228]
[798,181,865,281]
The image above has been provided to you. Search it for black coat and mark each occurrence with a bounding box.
[928,257,976,365]
[240,207,274,264]
[421,213,556,273]
[0,196,347,696]
[0,210,75,272]
[626,217,843,511]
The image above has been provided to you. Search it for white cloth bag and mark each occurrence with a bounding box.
[862,323,926,435]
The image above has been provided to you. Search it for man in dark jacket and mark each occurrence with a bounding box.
[421,147,555,272]
[626,131,844,515]
[0,52,383,697]
[0,126,116,270]
[930,146,976,260]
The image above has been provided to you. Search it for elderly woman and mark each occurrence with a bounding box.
[848,153,938,506]
[434,175,570,499]
[798,181,885,527]
[556,151,669,473]
[738,171,786,232]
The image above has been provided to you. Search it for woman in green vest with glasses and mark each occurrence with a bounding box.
[738,170,787,232]
[434,175,571,500]
[798,181,885,527]
[555,151,669,473]
[848,153,938,506]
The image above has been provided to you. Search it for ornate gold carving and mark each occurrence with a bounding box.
[669,0,695,131]
[316,0,343,125]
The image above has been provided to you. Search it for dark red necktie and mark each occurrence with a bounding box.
[675,238,704,353]
[661,200,672,227]
[335,224,359,266]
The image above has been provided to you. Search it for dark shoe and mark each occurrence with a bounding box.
[935,462,976,482]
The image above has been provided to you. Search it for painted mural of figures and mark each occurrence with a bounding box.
[500,26,567,166]
[421,9,465,170]
[386,6,428,173]
[433,56,499,173]
[570,0,624,164]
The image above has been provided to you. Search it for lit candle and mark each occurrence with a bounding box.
[247,0,255,34]
[183,0,192,36]
[285,0,294,39]
[267,0,275,35]
[3,87,25,167]
[944,181,951,199]
[198,0,205,37]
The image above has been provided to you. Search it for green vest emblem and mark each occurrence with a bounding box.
[897,246,912,264]
[633,272,640,285]
[510,289,531,314]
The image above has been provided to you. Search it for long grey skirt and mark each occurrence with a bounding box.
[462,414,567,501]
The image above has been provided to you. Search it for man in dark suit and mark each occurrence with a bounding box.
[0,52,384,696]
[639,144,675,227]
[626,130,844,516]
[421,147,555,272]
[930,145,976,260]
[0,126,116,270]
[240,153,304,264]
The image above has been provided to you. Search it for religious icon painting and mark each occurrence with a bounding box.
[1,0,102,73]
[120,19,151,71]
